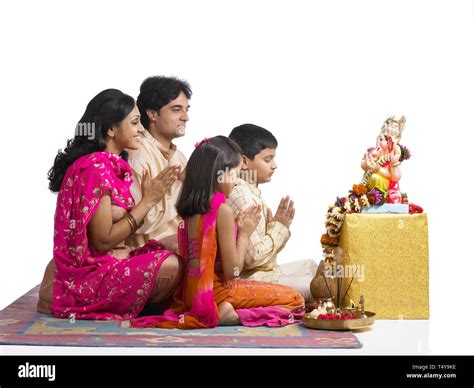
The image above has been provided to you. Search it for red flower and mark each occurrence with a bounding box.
[409,203,423,214]
[317,312,357,320]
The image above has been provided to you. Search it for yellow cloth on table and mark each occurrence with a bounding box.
[339,213,429,319]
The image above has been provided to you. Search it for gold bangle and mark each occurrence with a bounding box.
[124,213,135,233]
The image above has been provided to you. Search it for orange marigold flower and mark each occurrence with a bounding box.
[321,233,339,246]
[352,184,368,195]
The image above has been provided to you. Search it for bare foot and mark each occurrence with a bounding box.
[218,302,240,326]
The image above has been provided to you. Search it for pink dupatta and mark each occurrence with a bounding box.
[130,192,226,328]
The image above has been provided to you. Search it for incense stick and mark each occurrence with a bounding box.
[321,270,334,301]
[340,271,357,308]
[337,277,341,308]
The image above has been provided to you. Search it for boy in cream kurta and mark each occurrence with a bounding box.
[228,124,317,301]
[228,177,290,282]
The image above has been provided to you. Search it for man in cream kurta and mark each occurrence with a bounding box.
[126,130,187,247]
[125,76,192,249]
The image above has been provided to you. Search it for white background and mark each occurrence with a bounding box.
[0,0,473,354]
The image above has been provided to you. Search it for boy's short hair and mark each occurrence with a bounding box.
[137,76,192,129]
[229,124,278,160]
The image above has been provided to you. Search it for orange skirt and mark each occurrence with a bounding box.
[213,275,305,315]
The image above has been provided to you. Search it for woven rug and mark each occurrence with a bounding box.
[0,286,362,348]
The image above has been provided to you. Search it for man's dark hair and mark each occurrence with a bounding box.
[137,76,192,129]
[228,123,278,160]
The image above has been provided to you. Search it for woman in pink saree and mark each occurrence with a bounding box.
[40,89,183,320]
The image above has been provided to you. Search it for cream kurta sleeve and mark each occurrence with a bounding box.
[227,181,291,272]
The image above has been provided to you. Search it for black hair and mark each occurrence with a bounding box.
[137,76,192,129]
[229,123,278,160]
[176,136,242,217]
[47,89,135,192]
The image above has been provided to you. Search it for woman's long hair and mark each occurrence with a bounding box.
[176,136,242,217]
[48,89,135,192]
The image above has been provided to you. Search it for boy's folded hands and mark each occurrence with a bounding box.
[270,195,295,229]
[235,195,295,237]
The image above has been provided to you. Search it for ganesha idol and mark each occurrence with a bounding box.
[309,116,413,304]
[360,116,408,204]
